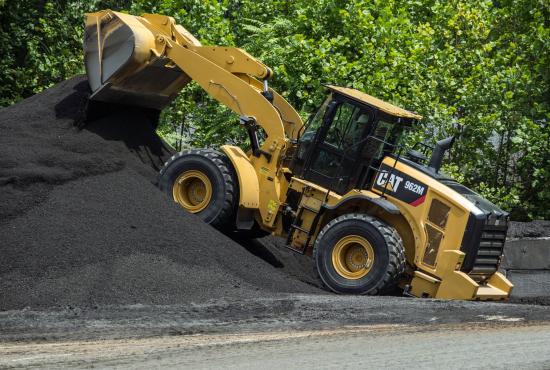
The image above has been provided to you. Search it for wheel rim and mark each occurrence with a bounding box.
[172,170,212,213]
[331,235,375,280]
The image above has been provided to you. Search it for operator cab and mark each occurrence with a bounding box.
[292,86,421,194]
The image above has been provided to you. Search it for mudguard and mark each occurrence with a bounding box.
[220,145,259,209]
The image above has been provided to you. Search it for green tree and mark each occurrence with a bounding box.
[0,0,548,219]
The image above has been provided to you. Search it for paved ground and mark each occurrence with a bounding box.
[2,294,550,342]
[1,294,550,368]
[2,323,550,369]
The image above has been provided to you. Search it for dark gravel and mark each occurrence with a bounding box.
[510,296,550,306]
[0,76,318,310]
[1,76,547,312]
[508,220,550,238]
[2,295,550,343]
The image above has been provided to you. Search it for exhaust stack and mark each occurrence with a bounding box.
[428,136,455,172]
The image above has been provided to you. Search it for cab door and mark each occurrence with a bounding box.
[302,97,374,194]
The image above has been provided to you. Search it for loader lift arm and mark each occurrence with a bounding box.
[85,10,303,143]
[85,10,304,224]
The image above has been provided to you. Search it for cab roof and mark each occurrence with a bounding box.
[327,85,422,120]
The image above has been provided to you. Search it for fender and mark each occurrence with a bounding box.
[220,145,259,209]
[323,194,400,215]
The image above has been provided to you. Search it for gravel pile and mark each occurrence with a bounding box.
[0,76,318,310]
[508,220,550,239]
[3,76,544,311]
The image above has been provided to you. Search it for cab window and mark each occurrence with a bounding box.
[323,103,368,152]
[310,102,371,178]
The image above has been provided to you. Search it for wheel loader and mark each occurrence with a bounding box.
[83,10,513,300]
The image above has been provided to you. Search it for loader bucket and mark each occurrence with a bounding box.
[84,10,190,110]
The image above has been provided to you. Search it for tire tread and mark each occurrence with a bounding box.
[159,148,237,230]
[313,213,406,295]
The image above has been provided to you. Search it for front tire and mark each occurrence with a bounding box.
[313,213,405,295]
[158,149,237,230]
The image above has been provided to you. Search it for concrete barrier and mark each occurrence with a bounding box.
[501,237,549,298]
[502,238,550,270]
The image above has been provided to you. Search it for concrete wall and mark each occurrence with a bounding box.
[501,238,550,298]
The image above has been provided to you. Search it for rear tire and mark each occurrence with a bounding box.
[313,213,405,295]
[159,149,237,231]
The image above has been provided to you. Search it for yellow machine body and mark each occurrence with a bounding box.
[84,10,512,300]
[369,157,513,299]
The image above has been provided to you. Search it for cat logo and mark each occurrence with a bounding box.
[372,164,429,207]
[376,170,403,193]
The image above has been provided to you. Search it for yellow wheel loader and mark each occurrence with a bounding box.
[84,10,513,300]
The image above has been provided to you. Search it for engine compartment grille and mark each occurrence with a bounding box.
[469,223,507,282]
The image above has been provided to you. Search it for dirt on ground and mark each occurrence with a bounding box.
[2,294,550,343]
[4,323,550,370]
[0,76,320,311]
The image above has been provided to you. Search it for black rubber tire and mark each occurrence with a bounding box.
[313,213,406,295]
[158,149,237,231]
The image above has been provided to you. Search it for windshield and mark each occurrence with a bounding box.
[324,102,367,151]
[300,95,332,143]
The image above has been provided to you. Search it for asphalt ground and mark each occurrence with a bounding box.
[1,296,550,369]
[1,294,550,342]
[4,323,548,370]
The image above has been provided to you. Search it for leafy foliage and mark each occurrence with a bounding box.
[0,0,548,220]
